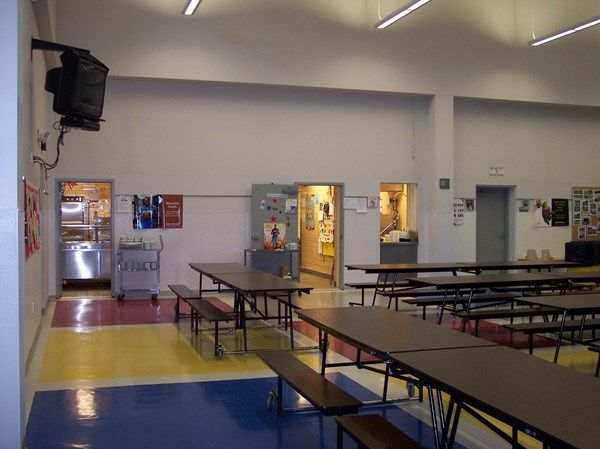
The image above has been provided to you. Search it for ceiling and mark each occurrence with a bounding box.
[122,0,600,48]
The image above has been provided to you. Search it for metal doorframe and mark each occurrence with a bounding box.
[475,185,515,262]
[295,181,345,288]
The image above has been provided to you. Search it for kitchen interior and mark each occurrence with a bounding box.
[380,183,418,263]
[59,181,112,296]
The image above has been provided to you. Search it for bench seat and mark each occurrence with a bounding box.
[505,318,600,354]
[168,284,201,318]
[401,292,516,319]
[452,307,557,336]
[186,298,231,357]
[258,350,362,416]
[336,414,423,449]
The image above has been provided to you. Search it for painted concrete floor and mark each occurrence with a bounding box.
[25,289,598,449]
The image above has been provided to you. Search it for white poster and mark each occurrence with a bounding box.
[535,199,552,227]
[453,198,465,226]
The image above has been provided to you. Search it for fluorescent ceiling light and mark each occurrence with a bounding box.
[530,15,600,46]
[376,0,432,29]
[183,0,203,16]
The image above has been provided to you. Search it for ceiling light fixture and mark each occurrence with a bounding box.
[530,15,600,46]
[183,0,203,16]
[376,0,432,29]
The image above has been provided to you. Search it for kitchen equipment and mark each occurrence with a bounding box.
[116,235,163,300]
[61,241,111,280]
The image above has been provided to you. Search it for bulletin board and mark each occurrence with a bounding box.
[571,186,600,241]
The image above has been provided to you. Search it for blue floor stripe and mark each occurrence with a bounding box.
[26,375,466,449]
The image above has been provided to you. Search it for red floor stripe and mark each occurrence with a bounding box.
[51,297,228,328]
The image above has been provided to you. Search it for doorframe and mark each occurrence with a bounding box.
[475,185,516,262]
[55,178,115,298]
[295,181,345,288]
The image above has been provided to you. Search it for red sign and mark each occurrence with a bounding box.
[161,194,183,228]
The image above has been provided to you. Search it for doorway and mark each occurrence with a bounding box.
[56,180,113,298]
[297,184,343,288]
[476,186,514,262]
[379,183,418,263]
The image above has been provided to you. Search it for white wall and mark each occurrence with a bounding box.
[454,99,600,260]
[51,78,430,289]
[56,0,600,107]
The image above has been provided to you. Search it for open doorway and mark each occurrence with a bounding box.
[56,180,113,298]
[379,183,418,263]
[297,184,343,288]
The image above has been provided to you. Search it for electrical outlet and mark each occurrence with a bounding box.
[32,298,35,314]
[30,152,35,164]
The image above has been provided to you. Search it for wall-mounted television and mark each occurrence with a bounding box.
[45,50,109,131]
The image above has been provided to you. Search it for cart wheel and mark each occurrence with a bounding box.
[267,387,278,409]
[406,382,417,398]
[117,294,124,301]
[151,294,158,301]
[216,344,224,359]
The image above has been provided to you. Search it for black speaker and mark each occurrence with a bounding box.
[565,241,600,265]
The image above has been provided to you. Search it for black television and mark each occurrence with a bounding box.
[45,49,109,131]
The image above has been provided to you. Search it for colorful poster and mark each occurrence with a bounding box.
[161,194,183,228]
[535,199,552,227]
[305,195,315,229]
[24,180,41,260]
[263,222,287,250]
[133,194,160,229]
[285,199,297,214]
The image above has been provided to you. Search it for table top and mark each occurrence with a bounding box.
[405,273,568,289]
[518,293,600,313]
[211,272,313,294]
[295,306,496,355]
[388,345,600,449]
[461,260,579,270]
[189,263,262,275]
[345,263,473,274]
[549,271,600,282]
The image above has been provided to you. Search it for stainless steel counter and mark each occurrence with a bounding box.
[61,241,112,280]
[380,241,418,263]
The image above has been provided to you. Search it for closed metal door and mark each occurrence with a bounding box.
[476,187,509,262]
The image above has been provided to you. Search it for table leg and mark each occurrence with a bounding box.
[437,289,449,325]
[320,333,329,376]
[553,310,568,363]
[241,294,248,351]
[287,292,295,350]
[198,274,204,298]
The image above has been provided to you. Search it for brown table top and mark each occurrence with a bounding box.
[461,260,579,270]
[549,271,600,282]
[519,293,600,313]
[388,346,600,449]
[295,306,496,355]
[211,272,313,294]
[189,263,262,275]
[345,263,473,274]
[405,273,567,289]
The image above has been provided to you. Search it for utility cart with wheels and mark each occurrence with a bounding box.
[116,235,163,300]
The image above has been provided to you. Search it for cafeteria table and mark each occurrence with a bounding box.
[296,306,496,401]
[189,265,313,352]
[459,260,579,273]
[189,262,262,295]
[389,345,600,449]
[518,293,600,362]
[405,273,570,323]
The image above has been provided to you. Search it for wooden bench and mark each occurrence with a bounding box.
[452,306,557,336]
[168,284,201,319]
[504,318,600,354]
[589,345,600,377]
[401,292,516,319]
[257,350,362,416]
[186,298,232,357]
[336,414,423,449]
[345,280,409,306]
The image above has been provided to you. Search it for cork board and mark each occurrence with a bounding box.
[571,187,600,240]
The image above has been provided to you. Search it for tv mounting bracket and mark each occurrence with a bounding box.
[31,37,90,57]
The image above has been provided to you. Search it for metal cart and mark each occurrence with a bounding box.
[116,235,164,300]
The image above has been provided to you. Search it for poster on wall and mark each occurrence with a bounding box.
[263,222,287,250]
[24,180,41,260]
[133,194,161,229]
[535,199,553,227]
[305,195,315,229]
[453,198,464,226]
[551,199,569,227]
[160,194,183,228]
[572,186,599,241]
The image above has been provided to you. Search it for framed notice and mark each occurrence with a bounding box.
[160,194,183,228]
[551,199,569,227]
[572,186,600,240]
